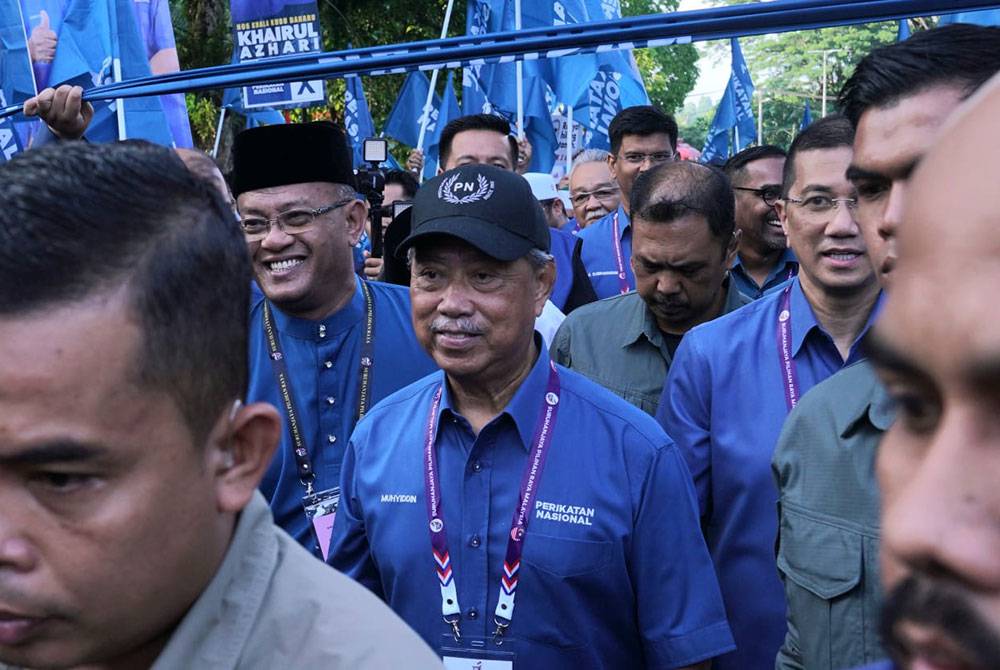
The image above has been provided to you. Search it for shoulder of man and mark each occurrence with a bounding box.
[575,210,614,241]
[245,526,442,668]
[559,291,643,335]
[681,285,782,353]
[350,370,443,445]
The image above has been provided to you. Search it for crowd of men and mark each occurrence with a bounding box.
[2,22,1000,670]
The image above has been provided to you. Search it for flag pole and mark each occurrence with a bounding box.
[416,0,455,156]
[515,0,524,139]
[212,106,226,158]
[565,104,574,176]
[108,0,127,139]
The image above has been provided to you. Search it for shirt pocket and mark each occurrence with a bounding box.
[776,505,869,670]
[522,532,613,577]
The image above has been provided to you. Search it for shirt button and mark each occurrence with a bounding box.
[471,461,482,473]
[327,435,337,444]
[467,608,478,620]
[326,396,336,405]
[324,361,333,369]
[318,325,327,339]
[469,535,481,548]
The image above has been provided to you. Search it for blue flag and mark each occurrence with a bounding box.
[939,10,1000,26]
[1,0,31,161]
[462,0,502,115]
[523,73,557,171]
[27,0,173,144]
[425,70,460,178]
[800,100,812,131]
[222,84,283,128]
[702,38,755,163]
[897,18,911,41]
[383,70,440,149]
[345,74,376,168]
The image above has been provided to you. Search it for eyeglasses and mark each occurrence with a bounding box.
[784,194,859,217]
[570,186,620,207]
[618,151,675,166]
[240,198,356,241]
[733,186,782,207]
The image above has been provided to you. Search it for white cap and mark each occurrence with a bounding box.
[523,172,558,202]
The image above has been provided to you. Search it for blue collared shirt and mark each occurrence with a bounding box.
[655,277,882,670]
[730,248,799,299]
[576,204,634,299]
[331,343,735,669]
[548,226,577,312]
[248,277,436,553]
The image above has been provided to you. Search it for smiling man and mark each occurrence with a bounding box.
[656,115,881,670]
[0,141,440,669]
[235,122,436,559]
[330,164,734,669]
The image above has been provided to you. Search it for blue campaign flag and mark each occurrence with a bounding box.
[701,38,755,163]
[463,0,502,115]
[523,73,557,171]
[800,99,812,130]
[222,84,283,128]
[425,70,459,178]
[34,0,173,144]
[345,74,376,168]
[383,70,439,149]
[939,10,1000,26]
[897,18,911,41]
[0,0,30,161]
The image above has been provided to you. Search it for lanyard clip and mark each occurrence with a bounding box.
[445,615,461,642]
[492,617,510,645]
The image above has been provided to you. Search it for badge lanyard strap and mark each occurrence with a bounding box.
[262,283,376,497]
[611,210,631,295]
[775,282,801,412]
[424,361,562,644]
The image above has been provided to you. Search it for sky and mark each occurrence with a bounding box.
[677,0,733,104]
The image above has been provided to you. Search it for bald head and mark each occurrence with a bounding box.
[873,73,1000,670]
[630,160,735,244]
[174,148,234,211]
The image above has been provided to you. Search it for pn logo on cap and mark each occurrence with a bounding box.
[438,173,495,205]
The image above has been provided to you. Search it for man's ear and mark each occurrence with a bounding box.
[345,199,368,246]
[774,200,791,238]
[533,260,556,317]
[607,152,619,182]
[207,400,282,514]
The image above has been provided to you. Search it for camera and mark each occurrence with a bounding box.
[355,138,389,258]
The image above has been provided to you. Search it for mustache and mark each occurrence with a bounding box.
[585,208,610,222]
[430,318,486,335]
[881,575,1000,669]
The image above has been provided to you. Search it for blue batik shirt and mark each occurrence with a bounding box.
[576,204,634,299]
[248,277,436,554]
[655,277,883,670]
[331,342,735,669]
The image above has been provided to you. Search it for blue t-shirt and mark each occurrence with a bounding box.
[576,204,634,299]
[248,277,436,553]
[655,277,882,670]
[331,343,735,668]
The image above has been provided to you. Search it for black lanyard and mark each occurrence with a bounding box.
[261,281,376,495]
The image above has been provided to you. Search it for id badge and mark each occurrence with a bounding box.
[441,635,515,669]
[302,487,340,561]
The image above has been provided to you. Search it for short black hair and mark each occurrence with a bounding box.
[0,141,250,444]
[384,169,419,199]
[630,160,735,246]
[608,105,678,156]
[782,115,855,195]
[839,24,1000,127]
[723,145,787,186]
[438,114,518,168]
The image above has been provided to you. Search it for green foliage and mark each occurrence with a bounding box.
[622,0,700,114]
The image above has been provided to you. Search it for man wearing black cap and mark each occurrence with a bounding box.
[232,122,436,560]
[329,165,734,669]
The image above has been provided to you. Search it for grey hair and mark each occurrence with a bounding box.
[406,245,553,268]
[571,148,610,166]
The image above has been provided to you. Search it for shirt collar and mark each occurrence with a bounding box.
[270,275,366,340]
[732,247,798,277]
[790,279,885,358]
[439,335,553,451]
[615,204,631,236]
[836,364,897,437]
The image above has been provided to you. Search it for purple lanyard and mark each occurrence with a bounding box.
[776,284,801,411]
[611,210,631,295]
[424,361,562,644]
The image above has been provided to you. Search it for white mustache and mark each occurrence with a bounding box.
[430,318,486,336]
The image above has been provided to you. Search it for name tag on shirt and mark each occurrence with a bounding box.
[442,637,515,669]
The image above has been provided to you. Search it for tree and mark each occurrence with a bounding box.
[622,0,700,115]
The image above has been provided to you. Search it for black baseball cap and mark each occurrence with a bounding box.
[396,164,550,262]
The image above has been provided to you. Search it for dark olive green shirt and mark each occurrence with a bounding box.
[551,280,749,415]
[771,361,895,670]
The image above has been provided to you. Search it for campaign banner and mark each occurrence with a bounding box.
[231,0,324,109]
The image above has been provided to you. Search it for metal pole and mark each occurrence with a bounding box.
[821,50,828,117]
[515,0,524,139]
[565,105,574,176]
[416,0,455,153]
[212,106,227,158]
